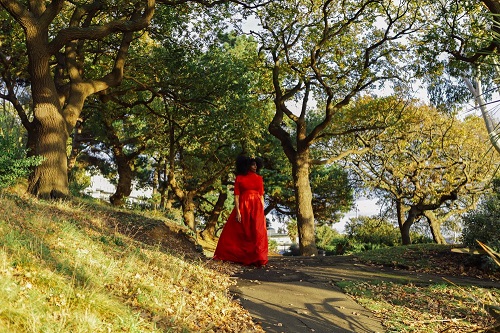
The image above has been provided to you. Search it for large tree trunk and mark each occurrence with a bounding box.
[293,150,318,256]
[396,200,414,245]
[25,34,69,198]
[423,211,447,244]
[200,190,228,240]
[27,112,70,198]
[110,153,133,206]
[181,193,197,232]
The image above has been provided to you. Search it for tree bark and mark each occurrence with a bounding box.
[293,149,318,256]
[25,29,69,198]
[181,193,197,232]
[423,211,447,244]
[27,111,70,198]
[103,116,142,206]
[152,165,159,210]
[396,200,414,245]
[159,161,170,210]
[109,150,133,206]
[201,189,228,240]
[67,118,83,172]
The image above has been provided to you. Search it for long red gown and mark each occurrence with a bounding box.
[213,171,268,266]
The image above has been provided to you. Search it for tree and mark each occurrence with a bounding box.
[315,224,341,252]
[264,160,354,226]
[252,0,423,255]
[66,7,195,206]
[92,102,152,206]
[345,216,400,246]
[0,0,155,198]
[0,0,265,199]
[415,1,500,152]
[146,33,272,232]
[349,100,499,244]
[198,177,230,240]
[462,178,500,253]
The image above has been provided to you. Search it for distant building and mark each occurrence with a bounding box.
[83,174,151,206]
[267,228,296,254]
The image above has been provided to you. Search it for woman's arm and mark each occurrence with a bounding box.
[235,195,241,222]
[260,176,265,207]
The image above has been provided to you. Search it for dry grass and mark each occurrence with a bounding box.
[0,186,263,332]
[337,245,500,332]
[337,280,499,332]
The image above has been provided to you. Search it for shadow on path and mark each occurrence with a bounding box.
[229,255,499,333]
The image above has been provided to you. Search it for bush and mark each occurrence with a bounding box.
[316,225,362,255]
[268,239,278,253]
[315,225,341,248]
[462,195,500,251]
[68,168,91,196]
[410,231,434,244]
[462,188,500,272]
[345,216,401,246]
[282,243,301,256]
[0,134,42,189]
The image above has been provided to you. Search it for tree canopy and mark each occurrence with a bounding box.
[349,99,500,244]
[1,0,500,254]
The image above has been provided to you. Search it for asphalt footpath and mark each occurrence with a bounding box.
[228,255,499,333]
[229,256,385,333]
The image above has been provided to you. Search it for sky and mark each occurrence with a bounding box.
[335,197,380,233]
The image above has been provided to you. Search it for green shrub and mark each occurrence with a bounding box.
[282,243,301,256]
[268,239,278,253]
[315,224,341,248]
[410,231,434,244]
[462,184,500,271]
[68,167,91,196]
[345,216,401,246]
[462,195,500,251]
[0,134,42,188]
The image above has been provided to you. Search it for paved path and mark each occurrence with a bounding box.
[229,256,499,333]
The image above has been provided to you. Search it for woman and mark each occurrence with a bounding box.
[213,155,268,267]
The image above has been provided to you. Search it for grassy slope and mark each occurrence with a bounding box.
[0,187,263,333]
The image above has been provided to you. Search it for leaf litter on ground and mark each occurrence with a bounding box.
[0,187,264,332]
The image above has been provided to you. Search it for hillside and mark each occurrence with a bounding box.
[0,187,263,332]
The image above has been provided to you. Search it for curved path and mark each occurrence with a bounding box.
[229,256,499,333]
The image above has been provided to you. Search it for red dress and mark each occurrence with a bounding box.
[213,171,268,266]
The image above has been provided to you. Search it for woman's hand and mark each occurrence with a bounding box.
[236,210,242,223]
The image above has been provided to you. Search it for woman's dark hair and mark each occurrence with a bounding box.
[235,155,263,175]
[251,157,264,172]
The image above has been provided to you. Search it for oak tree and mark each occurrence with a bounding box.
[349,101,499,244]
[0,0,265,199]
[252,0,423,255]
